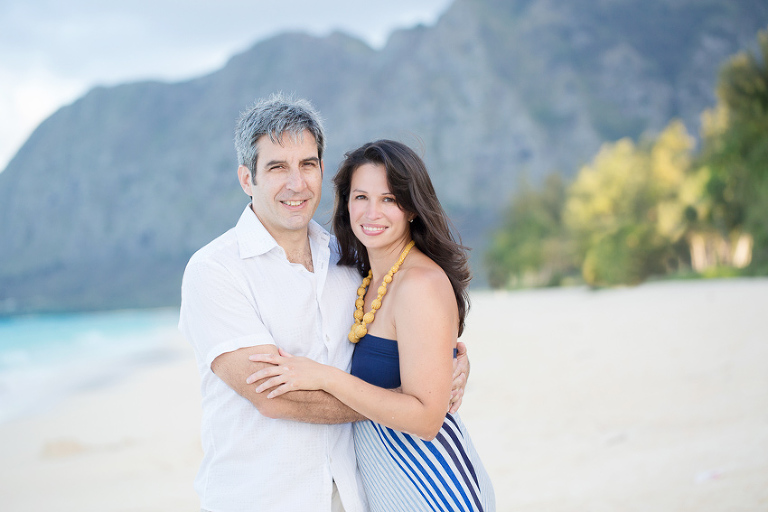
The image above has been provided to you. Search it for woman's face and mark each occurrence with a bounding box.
[347,162,412,252]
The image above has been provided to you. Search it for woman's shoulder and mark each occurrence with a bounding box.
[396,254,453,301]
[392,253,459,338]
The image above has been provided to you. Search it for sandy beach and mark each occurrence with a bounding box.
[1,278,766,511]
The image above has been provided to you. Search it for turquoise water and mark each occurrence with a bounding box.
[0,308,182,424]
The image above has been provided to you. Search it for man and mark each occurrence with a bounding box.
[179,94,468,512]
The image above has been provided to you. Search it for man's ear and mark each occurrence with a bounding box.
[320,159,324,178]
[238,165,253,196]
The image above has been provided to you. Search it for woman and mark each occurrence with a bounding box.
[248,140,495,512]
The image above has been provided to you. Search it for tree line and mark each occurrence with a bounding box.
[486,28,768,288]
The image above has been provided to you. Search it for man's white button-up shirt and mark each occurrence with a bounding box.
[179,205,366,512]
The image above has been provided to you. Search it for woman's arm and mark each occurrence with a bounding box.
[213,345,365,423]
[247,266,458,440]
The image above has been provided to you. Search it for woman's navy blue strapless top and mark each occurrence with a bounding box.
[350,334,457,389]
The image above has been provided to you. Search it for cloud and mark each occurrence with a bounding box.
[0,0,453,170]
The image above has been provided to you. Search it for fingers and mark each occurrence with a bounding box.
[249,353,282,364]
[449,345,468,413]
[254,374,288,394]
[277,348,294,357]
[448,389,464,413]
[265,384,291,399]
[246,364,288,385]
[455,341,470,379]
[448,369,466,414]
[243,364,292,398]
[451,361,466,381]
[450,367,467,392]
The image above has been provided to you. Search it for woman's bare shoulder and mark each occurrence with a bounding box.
[395,254,454,304]
[392,253,458,343]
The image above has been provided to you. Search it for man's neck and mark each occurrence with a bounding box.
[278,229,313,271]
[249,205,315,272]
[250,206,315,272]
[272,230,314,272]
[284,242,314,272]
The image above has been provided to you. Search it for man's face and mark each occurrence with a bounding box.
[238,130,323,242]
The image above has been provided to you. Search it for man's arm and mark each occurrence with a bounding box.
[212,345,365,423]
[181,257,364,424]
[230,340,471,419]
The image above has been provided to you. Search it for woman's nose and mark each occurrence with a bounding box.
[366,201,381,219]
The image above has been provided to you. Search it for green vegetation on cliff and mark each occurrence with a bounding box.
[487,27,768,288]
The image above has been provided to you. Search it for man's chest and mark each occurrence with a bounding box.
[241,262,358,361]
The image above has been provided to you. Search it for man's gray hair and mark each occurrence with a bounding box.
[234,93,325,183]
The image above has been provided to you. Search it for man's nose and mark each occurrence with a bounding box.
[286,167,307,191]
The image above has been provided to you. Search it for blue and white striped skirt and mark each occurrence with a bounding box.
[353,413,495,512]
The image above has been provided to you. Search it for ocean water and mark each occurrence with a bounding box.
[0,308,182,424]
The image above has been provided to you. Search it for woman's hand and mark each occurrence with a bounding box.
[246,350,332,398]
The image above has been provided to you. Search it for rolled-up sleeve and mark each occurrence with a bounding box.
[179,256,275,368]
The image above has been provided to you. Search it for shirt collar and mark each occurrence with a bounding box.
[307,216,331,248]
[234,204,331,260]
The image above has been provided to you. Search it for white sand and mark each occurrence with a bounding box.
[1,278,766,511]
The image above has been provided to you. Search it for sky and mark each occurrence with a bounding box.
[0,0,454,172]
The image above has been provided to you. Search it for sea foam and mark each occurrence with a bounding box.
[0,308,181,424]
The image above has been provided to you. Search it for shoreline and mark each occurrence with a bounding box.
[0,307,183,425]
[1,278,766,511]
[0,332,202,511]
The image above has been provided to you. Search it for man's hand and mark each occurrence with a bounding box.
[449,341,470,413]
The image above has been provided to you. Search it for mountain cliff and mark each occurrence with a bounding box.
[1,0,766,314]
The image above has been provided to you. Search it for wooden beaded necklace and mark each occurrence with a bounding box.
[348,240,416,343]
